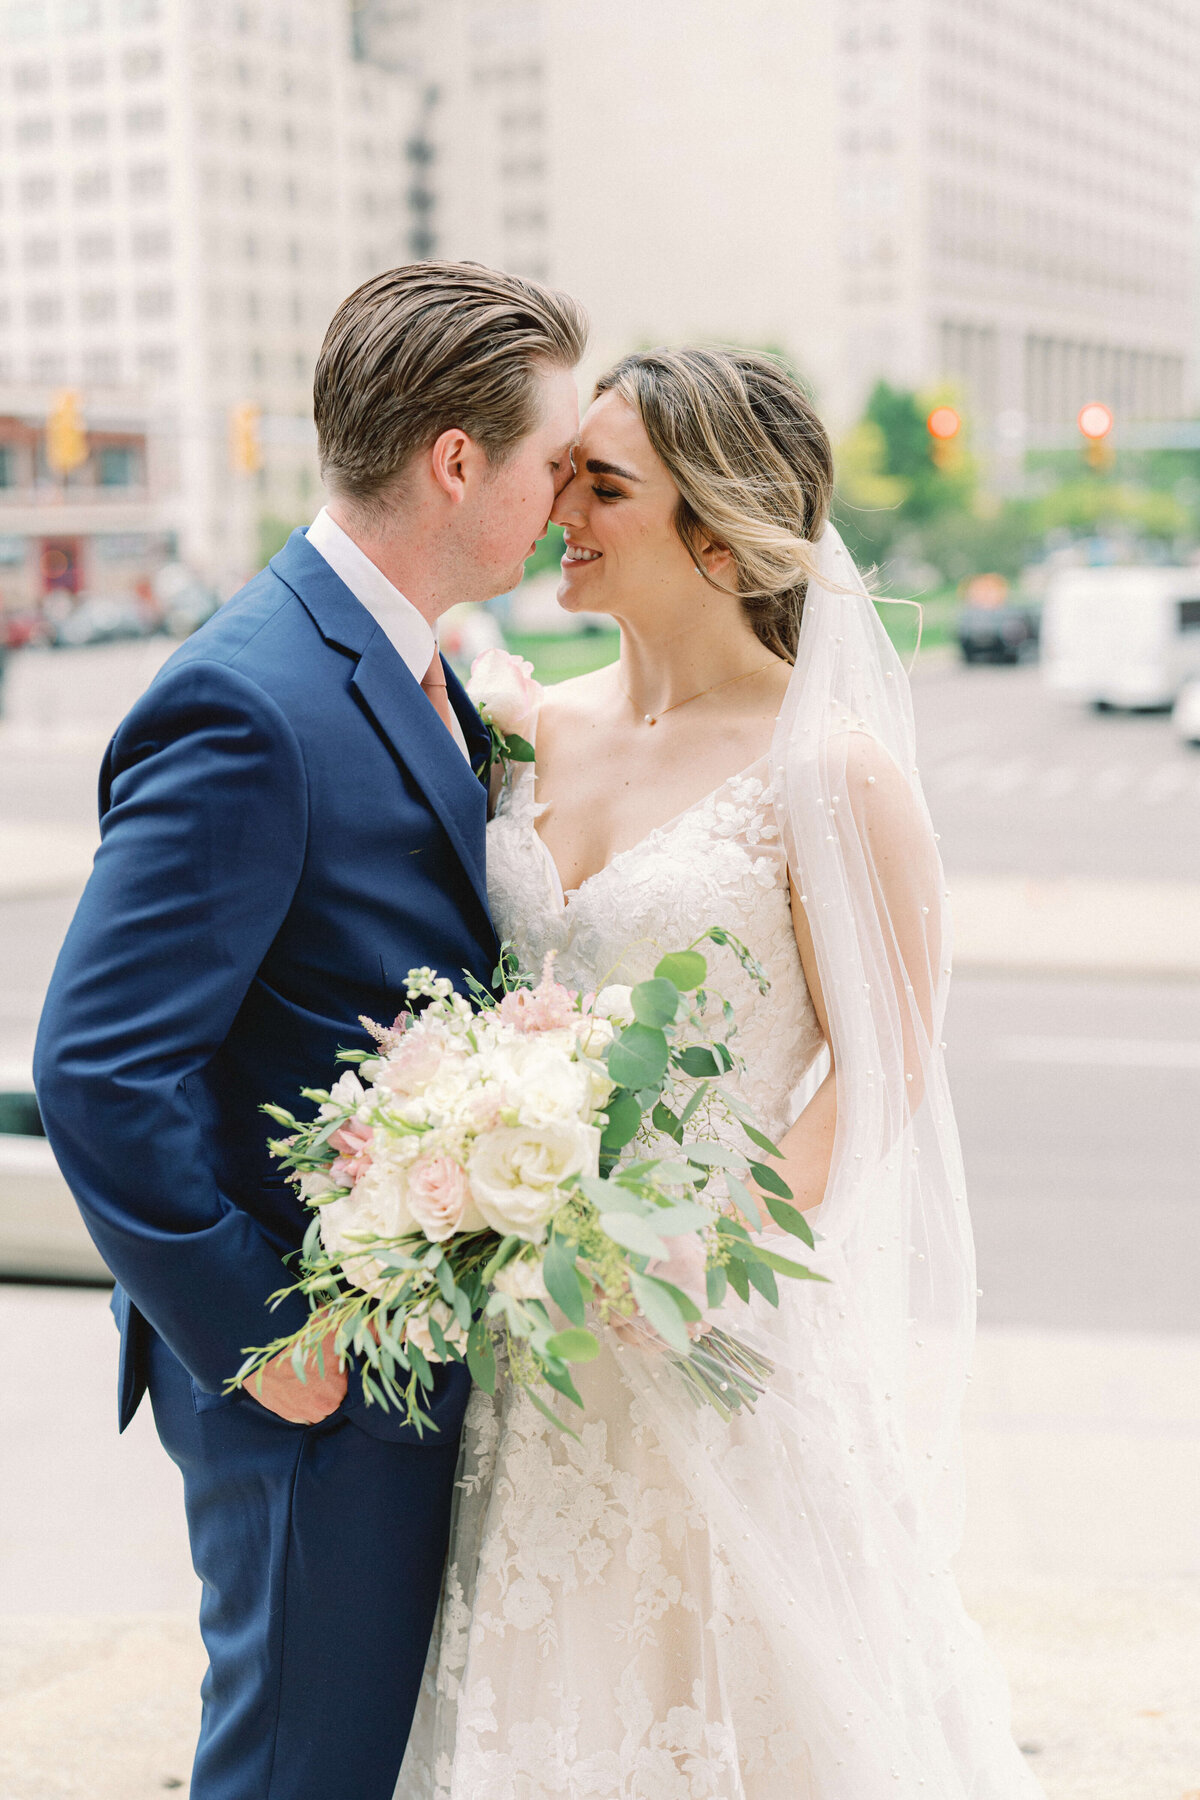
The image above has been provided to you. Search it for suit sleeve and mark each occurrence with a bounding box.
[33,657,313,1390]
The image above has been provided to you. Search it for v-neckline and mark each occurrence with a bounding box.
[528,754,769,913]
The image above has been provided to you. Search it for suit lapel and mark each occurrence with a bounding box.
[270,530,492,925]
[350,634,490,923]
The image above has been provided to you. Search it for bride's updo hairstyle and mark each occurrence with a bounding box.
[593,347,834,661]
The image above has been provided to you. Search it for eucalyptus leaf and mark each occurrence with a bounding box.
[631,977,680,1028]
[740,1119,786,1158]
[744,1257,779,1305]
[579,1176,646,1214]
[608,1024,670,1090]
[543,1234,586,1327]
[544,1327,601,1363]
[651,1100,683,1142]
[601,1090,643,1150]
[628,1271,691,1353]
[654,950,708,990]
[706,1262,728,1309]
[724,1170,765,1230]
[674,1045,721,1078]
[646,1200,711,1236]
[748,1160,795,1200]
[764,1193,816,1247]
[726,1258,751,1304]
[638,1271,703,1323]
[540,1361,585,1409]
[599,1210,669,1259]
[683,1142,746,1171]
[756,1247,829,1281]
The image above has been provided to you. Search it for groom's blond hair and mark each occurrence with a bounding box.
[314,261,587,509]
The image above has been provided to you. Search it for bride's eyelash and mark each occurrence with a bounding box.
[592,484,622,501]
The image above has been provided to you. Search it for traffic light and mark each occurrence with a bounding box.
[926,405,961,469]
[229,401,262,474]
[1078,402,1114,470]
[46,390,88,477]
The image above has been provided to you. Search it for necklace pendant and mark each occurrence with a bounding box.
[645,714,656,726]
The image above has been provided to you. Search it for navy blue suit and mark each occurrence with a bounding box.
[34,530,500,1799]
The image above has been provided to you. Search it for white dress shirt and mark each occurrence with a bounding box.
[306,506,469,759]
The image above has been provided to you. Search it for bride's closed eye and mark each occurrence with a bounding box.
[591,484,622,501]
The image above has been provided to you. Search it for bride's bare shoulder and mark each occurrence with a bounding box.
[535,664,617,735]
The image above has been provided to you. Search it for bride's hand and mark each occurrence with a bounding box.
[610,1232,713,1352]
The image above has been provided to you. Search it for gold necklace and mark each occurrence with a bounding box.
[619,661,776,727]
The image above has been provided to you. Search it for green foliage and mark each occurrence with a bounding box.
[257,513,307,567]
[524,524,566,579]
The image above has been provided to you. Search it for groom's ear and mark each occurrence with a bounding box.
[428,428,486,506]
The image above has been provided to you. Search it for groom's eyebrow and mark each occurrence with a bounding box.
[585,458,642,482]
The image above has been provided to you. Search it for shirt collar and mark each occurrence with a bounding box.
[306,506,435,685]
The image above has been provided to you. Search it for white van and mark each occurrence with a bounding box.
[1041,566,1200,709]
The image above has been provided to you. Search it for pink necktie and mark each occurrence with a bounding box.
[420,650,457,738]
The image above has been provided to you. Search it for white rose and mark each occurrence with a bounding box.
[404,1300,469,1363]
[466,648,540,741]
[594,984,635,1028]
[299,1168,340,1204]
[468,1120,600,1242]
[492,1253,549,1301]
[319,1068,367,1120]
[494,1038,594,1127]
[318,1157,417,1295]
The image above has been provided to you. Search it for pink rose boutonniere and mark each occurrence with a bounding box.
[466,648,542,772]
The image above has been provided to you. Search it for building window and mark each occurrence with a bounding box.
[119,0,161,21]
[81,289,117,322]
[67,56,104,84]
[74,168,112,203]
[135,285,172,319]
[83,348,120,383]
[19,175,55,207]
[13,62,50,92]
[0,447,17,489]
[138,345,177,377]
[132,225,171,257]
[122,46,163,79]
[97,445,138,485]
[27,293,63,327]
[63,0,103,28]
[23,237,58,268]
[16,115,53,145]
[31,353,66,382]
[129,163,168,199]
[70,109,108,140]
[78,231,115,260]
[126,103,164,133]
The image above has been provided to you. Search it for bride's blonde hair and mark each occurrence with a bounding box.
[594,347,834,662]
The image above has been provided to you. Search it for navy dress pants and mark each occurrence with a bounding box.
[146,1331,462,1800]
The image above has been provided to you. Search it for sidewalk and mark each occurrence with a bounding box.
[0,1289,1197,1799]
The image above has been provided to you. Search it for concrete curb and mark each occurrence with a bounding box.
[948,875,1200,979]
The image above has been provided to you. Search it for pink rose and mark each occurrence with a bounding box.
[406,1153,475,1242]
[376,1031,448,1097]
[467,648,540,742]
[497,952,580,1034]
[329,1120,374,1187]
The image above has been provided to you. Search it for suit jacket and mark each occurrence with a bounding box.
[34,529,499,1431]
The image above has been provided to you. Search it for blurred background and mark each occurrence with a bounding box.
[0,3,1198,1798]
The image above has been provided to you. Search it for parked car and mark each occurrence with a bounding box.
[956,601,1039,664]
[51,592,158,649]
[1041,565,1200,710]
[1173,678,1200,747]
[153,562,220,638]
[0,1064,109,1281]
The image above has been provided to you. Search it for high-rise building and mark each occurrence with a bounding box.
[385,0,1198,453]
[0,0,416,596]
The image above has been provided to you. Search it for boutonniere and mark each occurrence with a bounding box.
[466,648,541,773]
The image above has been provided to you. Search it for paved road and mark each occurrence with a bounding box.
[912,660,1200,882]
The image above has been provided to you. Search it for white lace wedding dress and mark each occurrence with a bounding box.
[397,748,1042,1800]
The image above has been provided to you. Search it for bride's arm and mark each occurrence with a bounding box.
[757,738,942,1218]
[757,875,838,1215]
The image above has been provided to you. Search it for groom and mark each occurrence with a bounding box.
[34,262,584,1799]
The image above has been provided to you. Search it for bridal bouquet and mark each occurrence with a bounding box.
[233,934,821,1435]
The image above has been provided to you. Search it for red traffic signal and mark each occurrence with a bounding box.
[926,406,961,441]
[1077,402,1114,441]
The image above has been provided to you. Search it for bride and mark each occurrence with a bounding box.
[399,348,1042,1798]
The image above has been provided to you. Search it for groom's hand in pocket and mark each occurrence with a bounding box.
[245,1328,348,1424]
